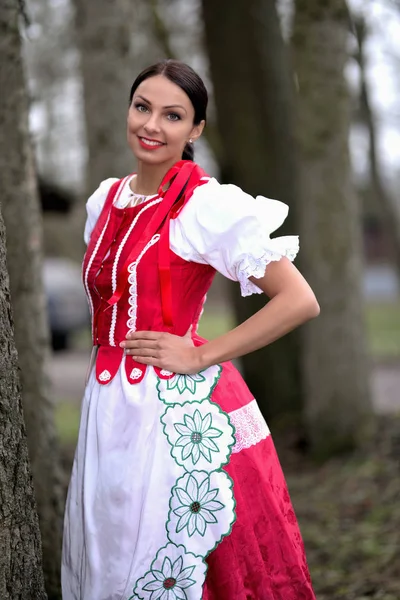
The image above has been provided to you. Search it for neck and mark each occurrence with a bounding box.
[133,158,184,195]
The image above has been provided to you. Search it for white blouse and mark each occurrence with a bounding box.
[84,176,299,297]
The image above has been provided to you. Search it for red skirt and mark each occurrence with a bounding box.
[203,360,315,600]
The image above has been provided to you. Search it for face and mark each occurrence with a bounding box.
[127,75,205,167]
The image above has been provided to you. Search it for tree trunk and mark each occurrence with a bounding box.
[201,0,302,423]
[292,0,372,458]
[0,2,63,597]
[353,15,400,279]
[73,0,134,196]
[0,213,47,597]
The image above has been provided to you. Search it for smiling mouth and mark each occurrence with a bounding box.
[138,136,165,147]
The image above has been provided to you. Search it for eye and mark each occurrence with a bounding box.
[167,112,181,122]
[134,103,149,113]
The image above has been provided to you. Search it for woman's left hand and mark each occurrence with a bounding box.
[120,329,203,375]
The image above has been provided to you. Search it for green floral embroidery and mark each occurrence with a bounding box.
[173,474,224,537]
[142,556,195,599]
[175,410,222,464]
[167,373,206,395]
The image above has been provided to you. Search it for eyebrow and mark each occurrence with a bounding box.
[135,95,187,114]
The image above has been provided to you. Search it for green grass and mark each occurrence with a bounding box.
[55,402,80,445]
[365,301,400,360]
[197,309,235,340]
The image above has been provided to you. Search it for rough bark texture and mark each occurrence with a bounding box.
[73,0,134,196]
[0,199,47,596]
[0,2,62,597]
[292,0,372,457]
[201,0,302,422]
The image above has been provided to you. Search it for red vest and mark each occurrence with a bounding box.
[82,161,215,385]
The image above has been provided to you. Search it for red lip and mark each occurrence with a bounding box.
[138,136,165,150]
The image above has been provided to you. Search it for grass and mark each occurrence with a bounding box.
[55,402,80,445]
[365,301,400,360]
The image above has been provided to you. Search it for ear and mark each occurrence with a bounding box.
[189,120,205,143]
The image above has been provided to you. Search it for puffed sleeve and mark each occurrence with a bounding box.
[83,178,119,244]
[169,178,299,296]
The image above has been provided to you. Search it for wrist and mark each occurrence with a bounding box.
[193,343,209,372]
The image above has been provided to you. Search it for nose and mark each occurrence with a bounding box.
[144,112,161,134]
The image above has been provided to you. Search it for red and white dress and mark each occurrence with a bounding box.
[62,161,316,600]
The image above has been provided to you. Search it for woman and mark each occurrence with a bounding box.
[62,59,319,600]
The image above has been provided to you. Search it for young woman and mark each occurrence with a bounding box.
[62,59,319,600]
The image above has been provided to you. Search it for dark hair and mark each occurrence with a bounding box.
[129,60,208,161]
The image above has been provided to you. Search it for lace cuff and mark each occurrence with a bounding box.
[235,235,299,297]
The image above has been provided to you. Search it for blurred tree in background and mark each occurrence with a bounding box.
[201,0,303,424]
[72,0,134,197]
[292,0,373,456]
[0,0,62,597]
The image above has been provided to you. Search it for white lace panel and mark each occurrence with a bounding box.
[229,399,270,454]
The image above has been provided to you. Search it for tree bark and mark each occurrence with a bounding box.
[72,0,134,196]
[0,1,63,597]
[292,0,372,457]
[201,0,302,423]
[0,206,47,598]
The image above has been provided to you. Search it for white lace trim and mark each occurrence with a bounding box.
[126,234,160,334]
[109,197,162,346]
[229,399,270,453]
[236,239,299,297]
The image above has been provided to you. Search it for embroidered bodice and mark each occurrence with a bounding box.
[82,161,299,386]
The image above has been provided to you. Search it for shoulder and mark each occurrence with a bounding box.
[185,177,290,233]
[84,178,119,244]
[86,177,120,213]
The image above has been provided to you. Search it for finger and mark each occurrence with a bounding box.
[125,348,160,357]
[126,331,164,341]
[122,340,159,350]
[131,356,161,367]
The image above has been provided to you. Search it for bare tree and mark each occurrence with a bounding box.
[0,1,63,597]
[72,0,135,196]
[353,13,400,278]
[0,6,47,593]
[201,0,302,423]
[292,0,373,457]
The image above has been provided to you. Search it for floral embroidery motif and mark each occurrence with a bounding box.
[156,364,221,406]
[161,400,235,472]
[98,369,111,382]
[142,556,195,599]
[132,543,207,600]
[134,366,235,599]
[173,474,224,537]
[130,367,143,380]
[167,373,206,395]
[175,410,222,465]
[167,470,235,552]
[160,369,173,377]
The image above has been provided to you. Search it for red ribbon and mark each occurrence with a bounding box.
[106,161,198,308]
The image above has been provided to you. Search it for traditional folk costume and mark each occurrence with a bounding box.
[62,161,316,600]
